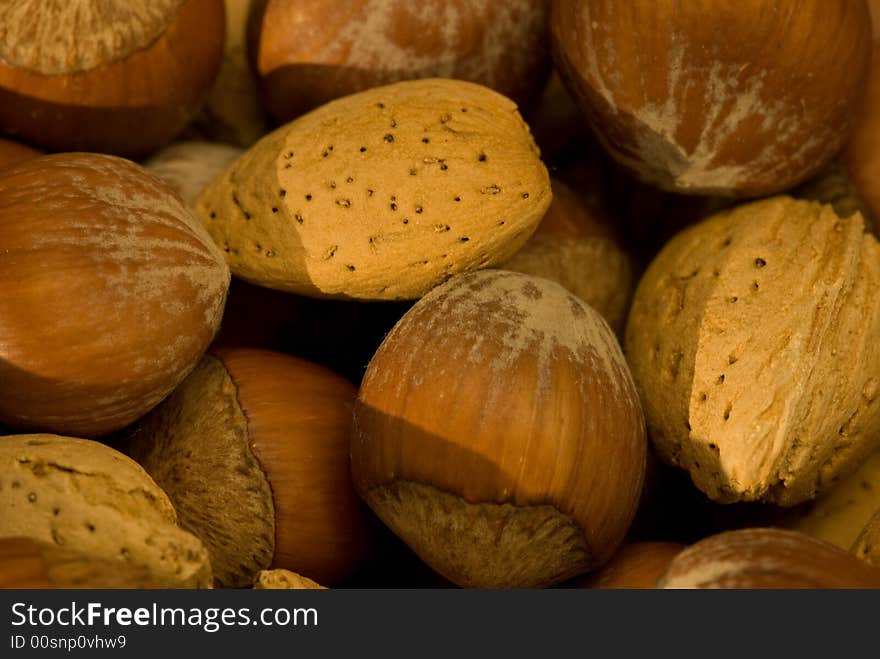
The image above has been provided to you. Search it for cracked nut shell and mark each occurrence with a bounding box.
[128,348,373,588]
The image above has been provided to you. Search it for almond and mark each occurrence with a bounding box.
[196,78,551,300]
[625,196,880,505]
[0,434,212,587]
[781,448,880,550]
[144,140,245,209]
[852,508,880,568]
[0,537,198,589]
[253,569,326,590]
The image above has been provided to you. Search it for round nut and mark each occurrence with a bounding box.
[0,153,230,438]
[569,541,686,589]
[0,137,41,170]
[249,0,552,124]
[550,0,872,197]
[502,178,635,336]
[0,0,225,156]
[844,0,880,233]
[351,269,647,588]
[659,528,880,588]
[128,348,374,588]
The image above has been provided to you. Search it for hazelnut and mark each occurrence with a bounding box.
[128,348,374,588]
[0,137,41,170]
[0,0,225,156]
[0,153,230,438]
[351,269,647,588]
[550,0,872,197]
[249,0,552,124]
[568,541,686,589]
[144,140,245,210]
[659,528,880,589]
[844,0,880,231]
[502,178,636,336]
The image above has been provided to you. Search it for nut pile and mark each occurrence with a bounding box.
[2,0,880,590]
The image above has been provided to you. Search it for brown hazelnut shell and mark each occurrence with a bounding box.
[351,269,647,588]
[569,541,686,589]
[659,527,880,588]
[550,0,872,197]
[0,137,41,170]
[249,0,553,124]
[128,348,373,588]
[0,153,230,438]
[844,0,880,233]
[0,0,226,157]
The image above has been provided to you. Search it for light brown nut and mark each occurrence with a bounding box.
[0,434,212,587]
[625,196,880,505]
[780,448,880,550]
[852,508,880,568]
[0,537,203,589]
[550,0,871,198]
[253,569,326,590]
[184,0,271,147]
[351,269,647,588]
[144,140,245,209]
[195,78,552,301]
[658,528,880,589]
[502,178,635,336]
